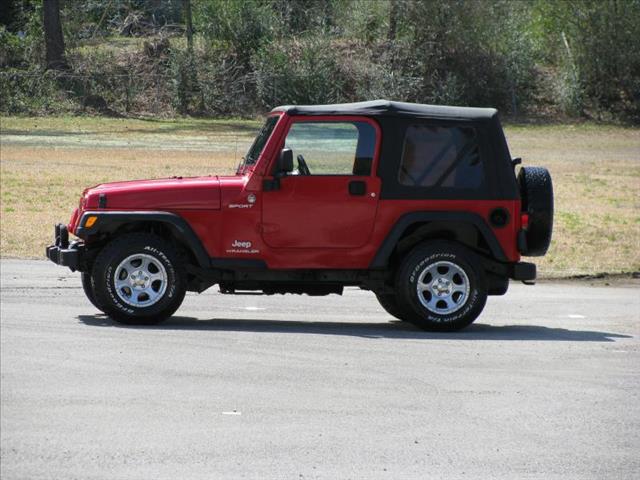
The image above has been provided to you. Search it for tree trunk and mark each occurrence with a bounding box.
[388,0,398,42]
[185,0,193,52]
[43,0,67,70]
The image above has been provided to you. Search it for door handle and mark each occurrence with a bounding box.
[348,180,366,196]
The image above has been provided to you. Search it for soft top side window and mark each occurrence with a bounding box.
[398,125,483,189]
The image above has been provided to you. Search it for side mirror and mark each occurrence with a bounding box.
[264,148,294,192]
[275,148,294,177]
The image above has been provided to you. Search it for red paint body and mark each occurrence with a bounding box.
[71,112,522,268]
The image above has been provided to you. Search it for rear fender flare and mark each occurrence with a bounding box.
[370,211,507,268]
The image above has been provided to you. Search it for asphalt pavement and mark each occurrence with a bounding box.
[1,259,639,479]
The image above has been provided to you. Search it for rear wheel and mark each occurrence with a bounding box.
[395,242,487,331]
[375,293,407,321]
[91,233,186,325]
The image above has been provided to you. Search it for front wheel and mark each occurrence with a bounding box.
[91,233,186,325]
[81,271,106,313]
[395,242,487,331]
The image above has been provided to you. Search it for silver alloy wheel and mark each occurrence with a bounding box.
[113,253,168,308]
[416,260,470,315]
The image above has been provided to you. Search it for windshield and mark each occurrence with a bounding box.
[237,116,279,173]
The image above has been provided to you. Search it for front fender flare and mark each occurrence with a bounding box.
[76,210,210,268]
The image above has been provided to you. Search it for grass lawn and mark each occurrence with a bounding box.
[1,115,638,278]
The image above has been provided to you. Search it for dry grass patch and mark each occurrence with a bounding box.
[1,116,257,258]
[1,116,639,277]
[0,146,246,258]
[504,124,640,276]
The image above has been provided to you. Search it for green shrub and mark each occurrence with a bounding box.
[0,27,26,68]
[1,0,637,121]
[253,37,346,107]
[0,69,75,115]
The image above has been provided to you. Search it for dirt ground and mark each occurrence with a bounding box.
[1,116,638,277]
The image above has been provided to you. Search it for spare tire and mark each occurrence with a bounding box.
[518,166,554,256]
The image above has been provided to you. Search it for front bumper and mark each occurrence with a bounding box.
[46,223,84,271]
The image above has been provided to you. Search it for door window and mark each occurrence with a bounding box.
[284,121,376,175]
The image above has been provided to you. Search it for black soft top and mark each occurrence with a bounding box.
[271,100,497,122]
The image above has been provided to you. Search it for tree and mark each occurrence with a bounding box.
[185,0,193,52]
[533,0,640,119]
[387,0,398,41]
[43,0,67,69]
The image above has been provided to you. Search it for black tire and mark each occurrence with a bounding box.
[518,166,554,256]
[375,293,408,321]
[81,271,106,313]
[91,233,186,325]
[395,242,487,331]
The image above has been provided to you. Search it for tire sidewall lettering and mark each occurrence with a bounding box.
[106,244,178,316]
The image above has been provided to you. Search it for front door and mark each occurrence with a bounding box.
[261,118,380,249]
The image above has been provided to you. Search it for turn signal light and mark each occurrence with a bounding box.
[85,216,98,228]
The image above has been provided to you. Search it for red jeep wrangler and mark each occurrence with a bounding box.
[46,100,553,331]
